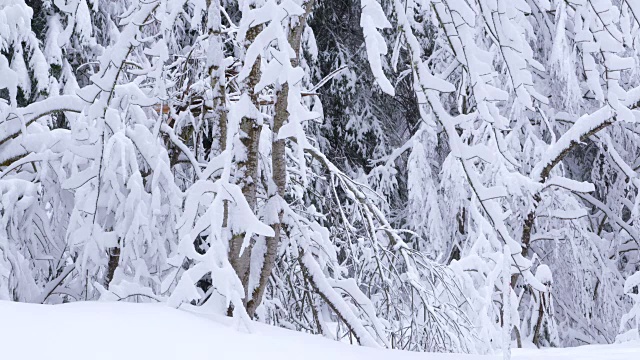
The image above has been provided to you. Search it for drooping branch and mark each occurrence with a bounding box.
[522,87,640,258]
[31,264,75,304]
[0,95,86,147]
[298,248,380,347]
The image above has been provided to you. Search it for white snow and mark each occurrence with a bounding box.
[360,0,395,95]
[1,301,638,360]
[535,264,553,285]
[2,0,640,355]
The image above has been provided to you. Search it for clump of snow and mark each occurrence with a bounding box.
[535,264,553,286]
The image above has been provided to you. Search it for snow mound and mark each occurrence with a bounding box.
[0,301,638,360]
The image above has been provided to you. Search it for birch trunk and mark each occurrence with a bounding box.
[246,0,315,318]
[228,23,263,304]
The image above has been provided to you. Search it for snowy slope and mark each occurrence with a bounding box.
[0,301,637,360]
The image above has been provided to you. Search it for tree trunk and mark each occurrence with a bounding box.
[532,293,546,348]
[105,245,120,289]
[246,0,315,318]
[206,0,227,155]
[228,23,264,306]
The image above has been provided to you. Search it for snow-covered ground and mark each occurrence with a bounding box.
[1,301,637,360]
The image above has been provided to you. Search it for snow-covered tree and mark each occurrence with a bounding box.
[2,0,640,356]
